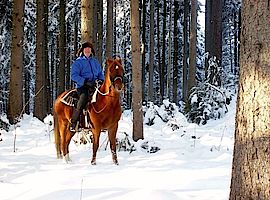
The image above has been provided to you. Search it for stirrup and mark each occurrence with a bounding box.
[70,126,76,132]
[70,122,77,132]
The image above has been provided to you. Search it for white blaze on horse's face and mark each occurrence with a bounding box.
[110,64,124,92]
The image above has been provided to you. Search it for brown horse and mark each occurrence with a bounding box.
[53,58,124,165]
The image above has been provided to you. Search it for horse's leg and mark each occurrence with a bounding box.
[59,120,70,163]
[64,130,74,162]
[108,124,119,165]
[54,114,62,159]
[91,129,101,165]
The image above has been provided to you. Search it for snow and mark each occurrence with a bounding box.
[0,100,235,200]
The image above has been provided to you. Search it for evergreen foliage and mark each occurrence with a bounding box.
[0,0,240,125]
[222,0,241,91]
[0,116,9,132]
[24,0,36,113]
[186,55,232,125]
[0,0,12,114]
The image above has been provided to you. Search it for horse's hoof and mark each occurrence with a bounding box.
[91,158,96,165]
[113,160,119,165]
[91,160,96,165]
[63,154,72,163]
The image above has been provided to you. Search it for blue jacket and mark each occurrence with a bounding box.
[71,56,104,88]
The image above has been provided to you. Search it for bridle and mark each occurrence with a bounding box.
[110,75,124,87]
[91,73,124,114]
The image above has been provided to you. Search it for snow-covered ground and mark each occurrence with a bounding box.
[0,100,235,200]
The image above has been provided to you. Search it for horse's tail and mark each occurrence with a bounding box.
[53,110,62,158]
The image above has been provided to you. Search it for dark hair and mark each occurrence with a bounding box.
[76,41,96,57]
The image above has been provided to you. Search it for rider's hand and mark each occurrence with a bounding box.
[96,79,103,86]
[84,79,94,88]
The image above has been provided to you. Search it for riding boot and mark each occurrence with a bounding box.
[70,108,80,132]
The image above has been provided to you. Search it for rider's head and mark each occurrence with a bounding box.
[77,41,95,57]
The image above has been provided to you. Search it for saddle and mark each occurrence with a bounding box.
[60,89,95,130]
[60,89,78,107]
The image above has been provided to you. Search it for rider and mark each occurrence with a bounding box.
[70,41,104,132]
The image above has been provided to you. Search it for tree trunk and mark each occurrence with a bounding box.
[8,0,25,123]
[141,0,146,101]
[96,0,103,63]
[188,0,197,93]
[92,0,97,48]
[44,0,50,114]
[81,0,93,43]
[161,0,167,99]
[58,0,66,95]
[66,22,71,89]
[50,40,55,105]
[148,0,154,102]
[106,0,113,58]
[173,0,179,103]
[205,0,222,72]
[113,1,117,55]
[229,1,270,199]
[24,69,30,114]
[167,0,172,99]
[157,2,162,104]
[131,0,144,141]
[34,0,47,120]
[182,0,189,102]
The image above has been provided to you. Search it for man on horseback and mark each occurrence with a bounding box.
[70,42,104,132]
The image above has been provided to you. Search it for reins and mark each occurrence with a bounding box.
[91,62,124,114]
[96,86,110,96]
[91,102,107,114]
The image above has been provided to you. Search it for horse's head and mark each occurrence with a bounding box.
[106,58,124,93]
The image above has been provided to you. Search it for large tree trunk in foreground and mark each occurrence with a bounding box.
[229,1,270,199]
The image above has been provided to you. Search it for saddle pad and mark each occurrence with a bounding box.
[91,88,98,103]
[60,87,98,106]
[60,89,78,106]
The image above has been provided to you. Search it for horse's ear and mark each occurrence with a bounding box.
[117,58,122,64]
[114,56,122,63]
[106,58,114,66]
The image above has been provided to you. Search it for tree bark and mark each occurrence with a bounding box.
[58,0,66,95]
[44,0,50,114]
[188,0,197,93]
[96,0,103,63]
[229,1,270,199]
[34,0,47,120]
[157,2,162,104]
[8,0,25,123]
[161,0,167,99]
[131,0,144,141]
[182,0,189,102]
[205,0,222,72]
[81,0,93,43]
[141,0,146,101]
[106,0,113,58]
[173,0,179,103]
[148,0,154,102]
[167,0,172,99]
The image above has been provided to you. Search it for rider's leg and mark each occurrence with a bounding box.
[70,88,88,132]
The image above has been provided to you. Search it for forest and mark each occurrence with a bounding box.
[1,0,270,199]
[1,0,240,125]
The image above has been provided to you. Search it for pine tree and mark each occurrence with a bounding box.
[230,1,270,199]
[8,0,25,123]
[131,0,144,141]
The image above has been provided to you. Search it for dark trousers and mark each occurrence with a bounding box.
[76,86,89,111]
[71,86,95,126]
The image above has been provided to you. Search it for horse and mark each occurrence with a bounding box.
[53,57,124,165]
